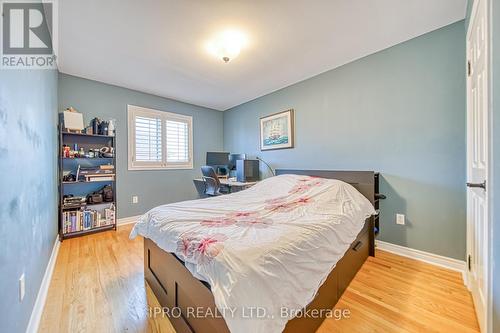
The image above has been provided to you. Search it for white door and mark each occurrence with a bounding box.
[466,0,489,331]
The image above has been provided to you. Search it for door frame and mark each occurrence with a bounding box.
[465,0,493,332]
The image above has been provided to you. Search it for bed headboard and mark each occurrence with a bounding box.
[275,169,375,204]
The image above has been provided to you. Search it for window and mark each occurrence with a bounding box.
[128,105,193,170]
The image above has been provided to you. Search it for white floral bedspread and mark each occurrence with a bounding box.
[130,174,375,333]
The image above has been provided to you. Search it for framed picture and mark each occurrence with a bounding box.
[260,109,294,151]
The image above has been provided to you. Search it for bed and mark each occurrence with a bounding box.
[131,169,376,333]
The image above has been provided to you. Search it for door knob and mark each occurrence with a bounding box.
[466,181,486,190]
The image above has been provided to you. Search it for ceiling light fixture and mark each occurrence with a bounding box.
[206,29,248,63]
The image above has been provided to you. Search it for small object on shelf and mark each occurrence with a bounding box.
[75,165,81,181]
[85,184,114,204]
[91,117,101,135]
[63,145,70,158]
[108,119,116,136]
[102,185,113,202]
[62,108,84,132]
[62,173,76,182]
[87,192,103,204]
[98,121,109,136]
[99,146,114,158]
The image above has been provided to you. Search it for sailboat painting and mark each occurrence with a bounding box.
[260,109,294,151]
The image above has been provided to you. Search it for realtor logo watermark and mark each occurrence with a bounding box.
[1,0,57,69]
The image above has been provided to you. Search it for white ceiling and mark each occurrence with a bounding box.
[58,0,467,111]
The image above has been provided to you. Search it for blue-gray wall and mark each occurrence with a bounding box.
[58,74,224,218]
[0,69,58,332]
[465,0,474,28]
[224,21,466,260]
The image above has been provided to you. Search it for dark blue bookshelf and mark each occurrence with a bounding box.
[58,126,117,240]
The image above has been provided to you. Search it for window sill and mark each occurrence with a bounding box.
[128,165,194,171]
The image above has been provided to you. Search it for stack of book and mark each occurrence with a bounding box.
[79,165,115,182]
[105,207,115,224]
[62,207,115,234]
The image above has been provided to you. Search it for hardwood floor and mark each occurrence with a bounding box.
[39,224,479,333]
[39,224,175,333]
[316,251,479,333]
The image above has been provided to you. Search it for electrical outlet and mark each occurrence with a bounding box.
[396,214,405,225]
[132,196,138,204]
[19,273,25,302]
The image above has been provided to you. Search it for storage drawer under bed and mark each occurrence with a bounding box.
[144,218,372,333]
[336,226,370,296]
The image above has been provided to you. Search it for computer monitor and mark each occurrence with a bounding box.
[228,153,246,170]
[206,152,230,168]
[236,159,259,182]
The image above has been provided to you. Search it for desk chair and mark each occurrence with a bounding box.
[201,166,227,196]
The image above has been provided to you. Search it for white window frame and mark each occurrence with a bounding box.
[128,105,193,170]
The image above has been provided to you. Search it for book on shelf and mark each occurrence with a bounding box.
[79,166,114,175]
[105,207,115,224]
[62,206,115,234]
[85,175,115,182]
[99,164,114,170]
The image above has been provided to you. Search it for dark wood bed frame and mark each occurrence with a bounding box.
[144,170,375,333]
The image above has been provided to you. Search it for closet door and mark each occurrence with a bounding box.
[466,0,490,331]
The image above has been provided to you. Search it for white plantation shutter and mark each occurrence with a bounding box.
[166,120,189,163]
[135,116,162,162]
[128,105,193,170]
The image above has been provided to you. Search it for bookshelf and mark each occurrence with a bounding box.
[58,127,117,240]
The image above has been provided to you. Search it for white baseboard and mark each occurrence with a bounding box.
[375,240,467,284]
[26,236,60,333]
[117,215,142,226]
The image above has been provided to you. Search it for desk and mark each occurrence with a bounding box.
[193,178,258,197]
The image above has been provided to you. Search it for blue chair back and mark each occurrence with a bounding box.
[201,166,221,196]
